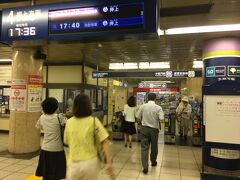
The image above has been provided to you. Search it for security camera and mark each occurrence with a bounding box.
[34,50,47,60]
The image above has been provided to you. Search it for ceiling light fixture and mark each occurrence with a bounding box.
[109,63,138,70]
[110,62,170,70]
[139,62,150,69]
[193,60,203,68]
[142,81,173,84]
[157,28,164,36]
[0,59,12,62]
[109,63,124,70]
[123,63,138,69]
[139,62,170,69]
[164,23,240,35]
[150,62,170,69]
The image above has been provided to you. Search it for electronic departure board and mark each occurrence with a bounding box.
[1,0,158,42]
[48,2,144,34]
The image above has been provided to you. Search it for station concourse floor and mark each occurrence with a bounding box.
[0,133,202,180]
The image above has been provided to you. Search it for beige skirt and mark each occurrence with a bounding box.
[67,157,100,180]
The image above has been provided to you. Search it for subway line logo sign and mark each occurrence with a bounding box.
[206,67,215,77]
[206,66,226,77]
[228,66,240,77]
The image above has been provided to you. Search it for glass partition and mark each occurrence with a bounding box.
[48,89,64,113]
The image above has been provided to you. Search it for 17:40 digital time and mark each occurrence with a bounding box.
[8,27,36,37]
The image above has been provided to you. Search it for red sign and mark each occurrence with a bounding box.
[11,85,26,89]
[28,75,43,85]
[133,87,179,93]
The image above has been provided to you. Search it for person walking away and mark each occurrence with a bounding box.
[176,96,192,140]
[121,96,137,148]
[64,94,114,180]
[136,93,164,174]
[35,97,67,180]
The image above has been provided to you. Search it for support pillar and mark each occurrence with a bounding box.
[9,47,43,154]
[202,38,240,179]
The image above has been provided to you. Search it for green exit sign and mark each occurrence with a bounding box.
[228,66,240,77]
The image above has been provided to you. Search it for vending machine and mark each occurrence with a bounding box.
[201,38,240,180]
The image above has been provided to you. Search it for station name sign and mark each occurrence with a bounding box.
[92,70,202,78]
[1,0,158,42]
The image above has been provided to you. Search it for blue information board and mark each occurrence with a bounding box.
[1,0,158,42]
[204,57,240,85]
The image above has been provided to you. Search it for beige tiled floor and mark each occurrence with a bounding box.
[0,133,202,180]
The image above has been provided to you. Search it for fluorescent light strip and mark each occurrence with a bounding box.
[164,24,240,35]
[139,62,150,69]
[109,63,123,70]
[193,65,203,68]
[157,28,164,36]
[193,61,203,65]
[0,59,12,62]
[123,63,138,69]
[139,62,170,69]
[193,61,203,68]
[150,62,170,69]
[110,62,170,70]
[109,63,138,70]
[142,81,173,83]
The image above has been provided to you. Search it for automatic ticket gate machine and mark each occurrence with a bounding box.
[192,102,202,146]
[164,108,176,144]
[202,39,240,180]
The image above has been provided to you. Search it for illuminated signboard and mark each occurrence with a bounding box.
[1,0,157,41]
[2,8,48,40]
[48,3,144,34]
[92,70,202,78]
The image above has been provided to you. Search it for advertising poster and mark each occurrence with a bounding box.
[205,95,240,145]
[10,84,27,112]
[28,75,43,112]
[28,85,42,112]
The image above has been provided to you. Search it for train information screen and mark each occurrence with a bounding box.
[48,2,144,34]
[1,0,157,42]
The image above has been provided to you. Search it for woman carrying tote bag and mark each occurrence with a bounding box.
[64,94,114,180]
[35,97,67,180]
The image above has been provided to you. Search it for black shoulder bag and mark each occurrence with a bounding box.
[57,114,68,147]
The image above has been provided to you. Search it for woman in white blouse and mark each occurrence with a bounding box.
[121,96,137,148]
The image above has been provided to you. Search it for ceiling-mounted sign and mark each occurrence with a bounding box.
[138,83,166,88]
[2,7,48,40]
[228,66,240,77]
[1,0,158,42]
[92,70,202,78]
[206,66,226,77]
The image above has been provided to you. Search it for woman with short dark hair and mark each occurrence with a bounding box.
[35,97,67,180]
[121,96,137,148]
[64,94,113,180]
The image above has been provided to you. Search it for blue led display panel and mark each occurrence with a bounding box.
[1,0,158,42]
[48,2,144,34]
